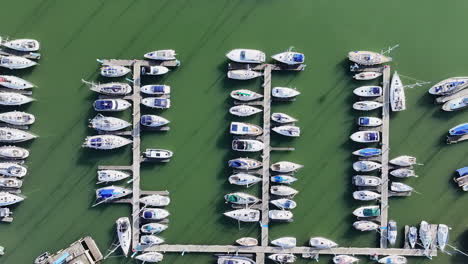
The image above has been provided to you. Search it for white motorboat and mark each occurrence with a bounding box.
[141,223,168,234]
[228,158,262,170]
[224,192,260,205]
[89,114,131,131]
[352,205,380,218]
[271,113,297,123]
[353,101,383,111]
[390,182,413,192]
[140,235,164,246]
[268,210,293,221]
[82,135,132,150]
[141,208,170,220]
[236,237,258,247]
[270,185,298,196]
[140,194,170,207]
[141,115,170,127]
[100,65,130,77]
[227,70,263,80]
[0,92,34,106]
[408,226,418,249]
[271,237,296,248]
[270,161,303,173]
[270,198,297,210]
[389,155,417,167]
[141,85,171,95]
[309,237,338,249]
[228,173,261,186]
[442,96,468,111]
[272,125,300,137]
[93,99,131,111]
[428,77,468,95]
[357,117,382,127]
[0,56,37,69]
[390,72,406,111]
[230,89,263,101]
[272,50,305,65]
[268,254,296,263]
[333,255,359,264]
[141,98,171,109]
[390,168,417,178]
[226,49,266,63]
[224,209,260,222]
[353,190,381,201]
[353,220,379,231]
[0,163,27,177]
[0,192,24,206]
[437,224,449,251]
[3,39,40,52]
[96,186,132,200]
[0,146,29,159]
[352,175,382,187]
[378,256,407,264]
[144,149,173,160]
[218,256,255,264]
[142,66,169,75]
[232,139,263,152]
[0,75,34,89]
[348,51,391,65]
[353,71,382,80]
[388,220,397,245]
[116,217,131,257]
[0,111,35,126]
[230,122,263,136]
[420,221,432,250]
[229,105,262,117]
[353,161,382,172]
[144,49,176,60]
[0,127,37,143]
[88,82,132,96]
[271,175,297,184]
[350,131,380,143]
[0,177,22,188]
[97,170,130,183]
[135,252,164,263]
[353,86,382,97]
[272,87,300,98]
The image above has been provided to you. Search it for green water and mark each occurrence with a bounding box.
[0,0,468,263]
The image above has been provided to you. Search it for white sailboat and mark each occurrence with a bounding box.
[89,82,132,96]
[224,209,260,222]
[142,66,169,75]
[141,223,168,234]
[232,139,263,152]
[437,224,449,251]
[352,161,382,172]
[224,192,260,205]
[0,75,35,89]
[268,210,293,221]
[309,237,338,249]
[348,51,391,65]
[442,96,468,111]
[0,192,24,206]
[378,256,407,264]
[82,135,132,150]
[270,185,298,196]
[100,65,130,77]
[140,235,165,245]
[389,155,417,167]
[135,252,164,263]
[390,71,406,111]
[0,127,37,142]
[271,237,296,248]
[228,173,261,186]
[140,115,169,127]
[333,255,359,264]
[271,113,297,123]
[268,254,296,263]
[270,161,303,173]
[428,77,468,95]
[272,125,300,137]
[353,72,382,80]
[353,190,381,201]
[89,114,131,131]
[236,237,258,247]
[140,194,170,207]
[0,177,22,188]
[0,56,37,69]
[229,105,262,117]
[230,89,263,101]
[0,92,34,106]
[116,217,131,257]
[353,220,379,231]
[230,122,263,136]
[0,111,35,126]
[141,85,170,95]
[272,87,300,98]
[227,70,263,80]
[3,39,40,51]
[272,49,305,65]
[0,163,27,177]
[97,170,130,183]
[353,86,382,97]
[353,101,382,111]
[141,208,170,220]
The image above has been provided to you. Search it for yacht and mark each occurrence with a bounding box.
[378,256,407,264]
[271,175,297,184]
[0,192,24,206]
[141,85,171,95]
[135,252,164,263]
[428,77,468,95]
[0,92,34,106]
[390,168,417,178]
[388,220,397,245]
[230,122,263,136]
[350,131,380,143]
[270,185,298,196]
[226,49,266,63]
[144,49,176,60]
[353,86,382,97]
[141,208,170,220]
[353,190,381,201]
[116,217,131,257]
[353,161,382,172]
[419,220,433,250]
[272,87,300,98]
[89,114,131,131]
[143,149,173,160]
[271,113,297,123]
[358,117,382,127]
[3,39,40,51]
[353,72,382,80]
[228,158,262,170]
[408,226,418,249]
[268,254,296,263]
[0,163,27,177]
[271,237,296,248]
[97,170,130,183]
[272,50,305,65]
[269,210,293,221]
[140,115,169,127]
[224,209,260,222]
[352,205,380,218]
[309,237,338,249]
[389,155,417,167]
[227,70,263,80]
[141,223,168,234]
[89,82,132,96]
[272,125,300,137]
[224,192,260,205]
[352,147,381,157]
[437,224,449,252]
[93,99,131,112]
[270,198,297,210]
[230,89,263,101]
[228,173,261,186]
[236,237,258,247]
[333,255,359,264]
[348,51,391,65]
[0,111,35,126]
[218,256,255,264]
[82,135,132,150]
[442,96,468,111]
[0,146,29,159]
[141,98,171,109]
[100,65,130,77]
[0,75,35,89]
[390,71,406,111]
[96,186,132,200]
[0,56,37,69]
[140,235,164,246]
[270,161,303,173]
[353,101,383,111]
[352,175,382,187]
[353,220,379,231]
[140,194,170,207]
[391,182,413,193]
[0,127,37,143]
[141,66,169,75]
[229,105,262,117]
[0,177,22,188]
[449,123,468,136]
[232,139,263,152]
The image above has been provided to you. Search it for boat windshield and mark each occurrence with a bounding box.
[95,100,112,109]
[366,132,378,141]
[152,85,165,93]
[359,118,370,125]
[155,99,167,107]
[141,116,152,125]
[371,87,380,94]
[293,54,304,62]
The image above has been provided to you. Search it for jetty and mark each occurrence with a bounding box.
[38,236,103,264]
[380,65,391,248]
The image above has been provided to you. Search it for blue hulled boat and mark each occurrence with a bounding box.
[96,186,132,200]
[352,148,382,157]
[449,123,468,136]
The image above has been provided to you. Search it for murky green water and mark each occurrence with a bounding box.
[0,0,468,263]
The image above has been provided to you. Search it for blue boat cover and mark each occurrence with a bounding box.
[240,51,246,59]
[359,117,370,125]
[371,87,381,94]
[450,124,468,136]
[155,99,167,107]
[151,85,165,93]
[52,252,70,264]
[231,124,238,132]
[143,211,153,219]
[367,132,378,141]
[229,160,245,168]
[359,148,381,156]
[272,176,283,182]
[457,167,468,177]
[141,115,152,125]
[283,200,293,208]
[98,189,115,198]
[293,54,304,62]
[94,100,112,110]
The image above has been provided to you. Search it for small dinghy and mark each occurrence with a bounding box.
[144,149,173,160]
[348,51,391,65]
[96,186,132,201]
[226,49,266,63]
[236,237,258,247]
[0,111,35,126]
[271,113,297,123]
[0,127,37,143]
[442,96,468,111]
[272,50,305,65]
[270,198,297,210]
[353,161,382,172]
[144,49,176,60]
[229,105,262,117]
[271,175,297,184]
[0,56,37,69]
[142,66,169,76]
[269,210,293,221]
[228,173,261,186]
[230,122,262,136]
[449,123,468,136]
[350,131,380,143]
[309,237,338,249]
[140,235,164,246]
[0,177,22,188]
[141,85,170,95]
[353,220,379,231]
[391,182,413,192]
[141,223,168,234]
[230,89,263,101]
[228,158,262,170]
[268,254,296,263]
[270,161,303,173]
[270,185,298,196]
[0,163,27,177]
[0,92,34,106]
[353,86,382,97]
[140,194,170,207]
[389,155,417,167]
[378,256,407,264]
[224,209,260,222]
[353,190,381,201]
[89,82,132,95]
[141,115,170,127]
[353,101,383,111]
[352,175,382,187]
[135,252,164,263]
[420,220,433,250]
[272,125,300,137]
[358,117,382,127]
[227,69,263,80]
[437,224,449,252]
[100,65,130,77]
[271,237,296,248]
[97,170,130,183]
[83,135,132,150]
[272,87,300,98]
[141,208,170,220]
[89,114,131,131]
[333,255,359,264]
[390,72,406,111]
[0,75,34,89]
[141,98,171,109]
[352,205,380,218]
[0,192,24,206]
[218,256,255,264]
[352,147,381,157]
[353,72,382,80]
[224,192,260,205]
[3,39,40,51]
[408,226,418,249]
[0,146,29,159]
[388,220,397,245]
[93,99,131,112]
[232,139,264,152]
[116,217,131,256]
[428,77,468,95]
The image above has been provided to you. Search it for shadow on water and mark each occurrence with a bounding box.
[451,229,468,264]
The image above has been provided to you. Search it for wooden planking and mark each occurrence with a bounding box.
[98,59,180,68]
[97,165,132,170]
[380,65,391,248]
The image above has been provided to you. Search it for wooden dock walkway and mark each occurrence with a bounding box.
[97,59,180,68]
[380,65,391,248]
